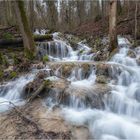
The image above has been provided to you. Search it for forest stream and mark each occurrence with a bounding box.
[0,32,140,139]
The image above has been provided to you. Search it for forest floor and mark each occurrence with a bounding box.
[71,9,140,44]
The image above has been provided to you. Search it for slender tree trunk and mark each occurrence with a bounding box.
[13,0,36,59]
[109,0,118,52]
[29,0,34,32]
[134,1,138,44]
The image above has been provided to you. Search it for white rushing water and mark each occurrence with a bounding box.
[61,37,140,139]
[37,32,95,61]
[37,33,140,139]
[0,74,34,112]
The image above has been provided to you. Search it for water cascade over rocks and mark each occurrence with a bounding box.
[37,32,95,61]
[61,37,140,139]
[0,74,34,112]
[0,32,140,139]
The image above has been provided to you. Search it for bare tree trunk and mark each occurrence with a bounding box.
[134,1,138,44]
[109,0,118,52]
[13,0,36,59]
[29,0,34,32]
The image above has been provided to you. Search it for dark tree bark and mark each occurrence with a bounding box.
[13,0,36,59]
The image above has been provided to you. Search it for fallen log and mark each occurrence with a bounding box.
[0,34,53,46]
[27,80,46,103]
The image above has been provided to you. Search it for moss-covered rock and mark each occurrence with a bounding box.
[96,63,112,78]
[43,55,49,62]
[34,34,53,41]
[44,79,52,87]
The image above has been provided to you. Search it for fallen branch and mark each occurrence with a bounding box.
[27,81,46,103]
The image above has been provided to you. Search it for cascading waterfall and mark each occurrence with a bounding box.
[0,74,35,112]
[1,31,140,139]
[37,32,95,61]
[62,37,140,139]
[69,66,96,86]
[44,65,97,109]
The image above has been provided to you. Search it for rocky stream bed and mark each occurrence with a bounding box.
[0,32,140,139]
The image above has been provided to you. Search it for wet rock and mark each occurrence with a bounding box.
[134,46,140,55]
[82,64,91,77]
[94,51,102,61]
[96,63,110,77]
[71,126,89,140]
[96,75,108,84]
[61,64,74,78]
[60,83,111,109]
[95,63,122,81]
[94,51,109,61]
[127,50,136,58]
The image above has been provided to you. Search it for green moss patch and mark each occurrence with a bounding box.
[43,55,49,62]
[2,33,15,40]
[0,70,4,79]
[10,71,17,79]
